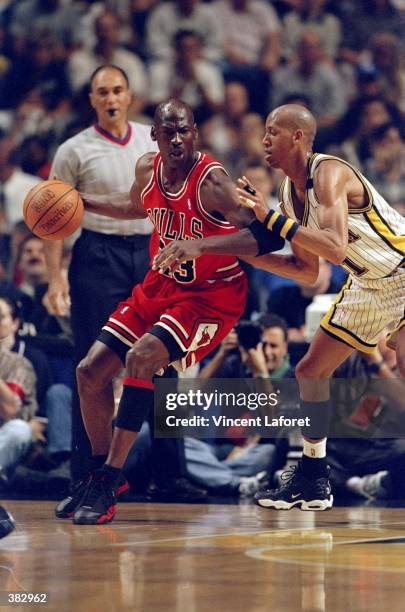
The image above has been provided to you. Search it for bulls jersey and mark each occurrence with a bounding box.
[141,152,243,287]
[279,153,405,281]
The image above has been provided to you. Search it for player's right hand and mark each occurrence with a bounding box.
[44,273,71,316]
[236,176,269,223]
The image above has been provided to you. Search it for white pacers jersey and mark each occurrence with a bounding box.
[279,153,405,281]
[278,153,405,353]
[50,122,157,235]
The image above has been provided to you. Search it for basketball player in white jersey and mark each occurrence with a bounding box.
[43,66,205,510]
[155,104,405,511]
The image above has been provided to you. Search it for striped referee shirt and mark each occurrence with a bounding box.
[50,121,158,236]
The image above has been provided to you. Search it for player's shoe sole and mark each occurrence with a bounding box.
[256,495,334,511]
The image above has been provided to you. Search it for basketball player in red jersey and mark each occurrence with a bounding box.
[60,98,284,525]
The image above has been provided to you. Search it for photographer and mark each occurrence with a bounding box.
[199,313,294,381]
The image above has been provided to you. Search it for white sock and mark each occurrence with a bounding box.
[303,438,326,459]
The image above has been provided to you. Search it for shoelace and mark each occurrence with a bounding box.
[80,472,112,507]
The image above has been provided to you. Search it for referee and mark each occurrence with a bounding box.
[43,65,155,481]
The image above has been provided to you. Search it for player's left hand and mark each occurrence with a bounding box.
[236,176,269,223]
[152,239,203,272]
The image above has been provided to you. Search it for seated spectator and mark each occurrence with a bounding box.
[0,335,37,482]
[282,0,342,60]
[200,80,250,160]
[148,29,224,123]
[327,345,405,501]
[200,314,295,380]
[364,122,405,215]
[370,32,405,114]
[0,28,71,115]
[146,0,223,64]
[68,10,148,117]
[336,95,402,169]
[267,258,344,342]
[0,133,40,236]
[212,0,281,114]
[15,235,72,343]
[0,296,72,467]
[272,29,347,128]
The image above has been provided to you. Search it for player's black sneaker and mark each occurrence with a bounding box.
[73,469,118,525]
[55,473,129,519]
[254,462,333,511]
[0,506,15,539]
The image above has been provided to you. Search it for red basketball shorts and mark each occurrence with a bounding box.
[98,268,247,370]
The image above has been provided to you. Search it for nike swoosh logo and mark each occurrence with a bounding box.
[291,493,302,499]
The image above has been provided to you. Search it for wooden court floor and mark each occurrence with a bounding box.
[1,501,405,612]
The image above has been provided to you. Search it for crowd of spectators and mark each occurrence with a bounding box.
[0,0,404,501]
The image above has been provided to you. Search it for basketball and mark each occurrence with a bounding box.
[23,179,84,240]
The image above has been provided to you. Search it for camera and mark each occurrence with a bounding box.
[235,320,262,350]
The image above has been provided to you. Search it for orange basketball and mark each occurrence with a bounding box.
[23,180,84,240]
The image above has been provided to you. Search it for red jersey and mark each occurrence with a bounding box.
[141,152,243,287]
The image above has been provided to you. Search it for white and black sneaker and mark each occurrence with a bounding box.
[254,462,333,511]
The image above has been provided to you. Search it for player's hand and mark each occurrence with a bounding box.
[44,273,70,316]
[236,176,269,223]
[152,240,203,273]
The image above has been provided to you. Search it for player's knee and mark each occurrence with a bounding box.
[125,336,168,380]
[76,355,101,391]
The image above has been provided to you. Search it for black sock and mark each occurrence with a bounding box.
[101,463,122,487]
[92,454,108,469]
[301,454,328,479]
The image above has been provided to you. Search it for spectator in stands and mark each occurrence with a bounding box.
[0,330,36,482]
[200,80,250,159]
[8,0,84,48]
[0,296,71,466]
[273,29,346,128]
[282,0,342,60]
[364,123,405,215]
[16,235,72,341]
[0,28,71,115]
[146,0,223,63]
[337,95,402,169]
[339,0,404,64]
[212,0,281,114]
[328,343,405,501]
[370,32,405,113]
[0,134,40,236]
[148,29,224,123]
[68,10,148,117]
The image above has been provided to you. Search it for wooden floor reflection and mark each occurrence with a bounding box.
[1,501,405,611]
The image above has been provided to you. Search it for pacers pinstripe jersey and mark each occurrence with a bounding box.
[50,122,157,236]
[279,153,405,280]
[142,152,243,287]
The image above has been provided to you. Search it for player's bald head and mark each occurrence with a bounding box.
[270,104,317,147]
[154,99,195,127]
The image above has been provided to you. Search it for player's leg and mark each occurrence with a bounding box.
[255,328,354,511]
[76,341,124,455]
[73,332,171,525]
[55,341,128,519]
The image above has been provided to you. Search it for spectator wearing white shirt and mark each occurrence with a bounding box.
[68,10,148,117]
[146,0,223,63]
[211,0,281,114]
[148,30,225,123]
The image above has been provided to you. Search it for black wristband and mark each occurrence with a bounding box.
[248,219,285,256]
[264,209,299,241]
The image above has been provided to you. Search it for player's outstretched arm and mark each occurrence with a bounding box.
[237,161,349,265]
[154,169,286,272]
[83,153,154,220]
